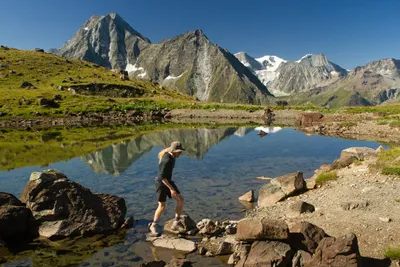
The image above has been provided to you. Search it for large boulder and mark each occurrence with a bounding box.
[164,214,198,235]
[289,221,328,253]
[333,147,377,169]
[0,192,36,240]
[296,112,324,126]
[236,218,289,242]
[20,170,127,239]
[304,233,361,267]
[258,172,306,207]
[235,241,293,267]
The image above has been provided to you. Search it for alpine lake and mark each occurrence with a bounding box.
[0,124,383,267]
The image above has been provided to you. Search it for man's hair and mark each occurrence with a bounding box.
[158,148,169,163]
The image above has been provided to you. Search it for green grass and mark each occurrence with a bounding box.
[384,247,400,261]
[382,168,400,176]
[315,171,338,185]
[375,146,400,176]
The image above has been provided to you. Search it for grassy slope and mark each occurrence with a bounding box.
[0,47,195,118]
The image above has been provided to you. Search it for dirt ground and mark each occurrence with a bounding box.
[246,156,400,266]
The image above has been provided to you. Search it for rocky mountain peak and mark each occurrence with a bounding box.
[57,13,150,70]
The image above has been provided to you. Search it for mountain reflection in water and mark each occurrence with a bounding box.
[82,127,245,176]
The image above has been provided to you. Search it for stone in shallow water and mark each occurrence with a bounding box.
[147,235,196,252]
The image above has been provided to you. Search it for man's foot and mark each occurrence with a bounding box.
[149,222,161,236]
[171,220,185,232]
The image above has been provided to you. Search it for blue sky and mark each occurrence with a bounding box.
[0,0,399,69]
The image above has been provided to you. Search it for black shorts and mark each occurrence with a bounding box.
[156,180,180,202]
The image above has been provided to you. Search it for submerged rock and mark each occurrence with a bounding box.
[20,169,127,239]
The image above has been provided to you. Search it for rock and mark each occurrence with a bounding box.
[196,219,224,236]
[20,81,35,88]
[205,251,213,257]
[198,246,206,255]
[236,218,289,242]
[20,169,127,239]
[35,48,45,53]
[379,217,391,223]
[289,221,328,253]
[238,190,254,202]
[290,201,315,215]
[139,261,166,267]
[201,236,233,256]
[257,183,286,207]
[38,98,59,108]
[0,192,36,240]
[147,235,196,252]
[341,200,369,210]
[235,241,293,267]
[258,172,306,207]
[167,258,192,267]
[376,145,384,153]
[271,172,307,196]
[341,147,378,161]
[120,216,134,229]
[164,215,198,235]
[304,233,361,267]
[292,250,312,267]
[120,74,129,81]
[296,112,324,126]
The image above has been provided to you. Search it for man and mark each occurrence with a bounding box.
[149,141,185,236]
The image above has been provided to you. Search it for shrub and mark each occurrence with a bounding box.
[384,247,400,260]
[315,171,338,185]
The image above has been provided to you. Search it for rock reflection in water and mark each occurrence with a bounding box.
[82,127,239,176]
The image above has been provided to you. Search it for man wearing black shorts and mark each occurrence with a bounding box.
[149,141,185,236]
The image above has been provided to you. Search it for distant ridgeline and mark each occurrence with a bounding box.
[56,13,400,107]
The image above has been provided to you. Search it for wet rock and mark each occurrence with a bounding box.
[236,218,289,242]
[236,241,293,267]
[120,216,134,229]
[147,235,196,252]
[341,200,369,210]
[0,193,37,240]
[289,221,328,253]
[304,233,361,267]
[20,169,127,239]
[290,200,315,215]
[167,258,192,267]
[238,190,254,202]
[164,214,198,235]
[296,112,324,126]
[196,219,224,236]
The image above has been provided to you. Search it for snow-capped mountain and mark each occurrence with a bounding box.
[234,52,287,95]
[235,52,348,96]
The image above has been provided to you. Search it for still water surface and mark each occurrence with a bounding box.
[0,126,381,266]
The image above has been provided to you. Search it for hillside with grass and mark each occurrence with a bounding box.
[0,46,196,119]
